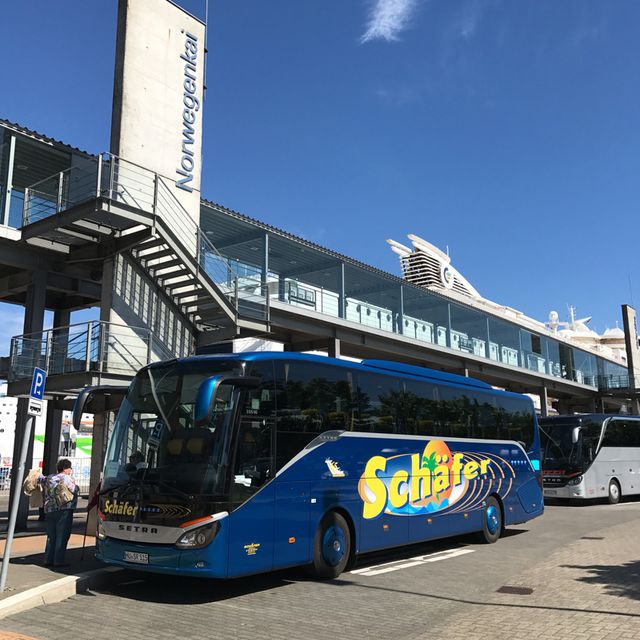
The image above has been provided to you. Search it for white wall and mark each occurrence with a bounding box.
[111,0,206,224]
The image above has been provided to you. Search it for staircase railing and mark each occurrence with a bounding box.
[23,159,100,225]
[8,321,159,381]
[21,154,269,324]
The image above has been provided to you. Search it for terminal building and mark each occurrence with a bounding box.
[0,0,639,525]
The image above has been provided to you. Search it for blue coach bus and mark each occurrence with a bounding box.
[77,353,543,579]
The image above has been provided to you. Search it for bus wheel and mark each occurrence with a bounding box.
[478,497,502,544]
[608,480,621,505]
[311,511,351,579]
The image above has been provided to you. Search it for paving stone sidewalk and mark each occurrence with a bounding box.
[422,519,640,639]
[0,534,101,600]
[0,511,101,602]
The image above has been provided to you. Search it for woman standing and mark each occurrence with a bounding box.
[40,459,78,568]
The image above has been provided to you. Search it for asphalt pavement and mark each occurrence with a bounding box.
[0,500,638,640]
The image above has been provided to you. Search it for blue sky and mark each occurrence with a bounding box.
[1,0,639,355]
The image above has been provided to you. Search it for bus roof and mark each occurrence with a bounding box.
[152,351,495,391]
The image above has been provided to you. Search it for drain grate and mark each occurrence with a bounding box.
[496,585,534,595]
[580,536,604,540]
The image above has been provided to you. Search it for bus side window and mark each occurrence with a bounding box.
[232,364,276,498]
[629,422,640,447]
[602,420,628,447]
[494,396,535,449]
[474,392,498,439]
[354,373,402,434]
[437,386,474,439]
[402,381,438,436]
[274,361,354,471]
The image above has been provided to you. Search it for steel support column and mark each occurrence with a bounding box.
[328,338,341,359]
[86,412,109,535]
[41,309,71,480]
[10,269,47,530]
[539,386,549,417]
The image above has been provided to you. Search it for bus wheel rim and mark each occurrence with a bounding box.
[610,483,619,499]
[322,525,346,567]
[486,505,500,535]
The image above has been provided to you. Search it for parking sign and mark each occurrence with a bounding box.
[29,367,46,400]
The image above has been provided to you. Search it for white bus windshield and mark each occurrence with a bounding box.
[540,420,602,473]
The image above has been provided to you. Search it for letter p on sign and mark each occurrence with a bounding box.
[30,367,47,401]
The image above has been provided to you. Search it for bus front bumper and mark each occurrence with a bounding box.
[543,484,585,499]
[96,536,228,578]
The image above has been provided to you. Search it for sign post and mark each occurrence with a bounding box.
[0,367,47,592]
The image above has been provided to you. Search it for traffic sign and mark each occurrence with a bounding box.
[29,367,46,400]
[27,399,43,417]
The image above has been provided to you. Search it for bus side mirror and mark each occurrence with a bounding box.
[571,427,581,444]
[195,376,261,427]
[72,385,128,430]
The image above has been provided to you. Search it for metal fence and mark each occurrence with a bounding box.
[598,374,639,391]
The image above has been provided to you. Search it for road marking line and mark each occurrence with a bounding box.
[351,547,475,576]
[350,547,463,574]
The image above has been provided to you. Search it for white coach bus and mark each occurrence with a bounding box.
[540,414,640,504]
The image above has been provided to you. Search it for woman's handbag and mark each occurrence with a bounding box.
[54,480,75,507]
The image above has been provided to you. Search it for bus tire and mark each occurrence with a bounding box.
[310,511,351,579]
[478,496,502,544]
[607,480,621,505]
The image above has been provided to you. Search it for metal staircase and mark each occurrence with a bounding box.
[19,153,269,336]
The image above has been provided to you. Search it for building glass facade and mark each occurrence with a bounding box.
[200,202,628,391]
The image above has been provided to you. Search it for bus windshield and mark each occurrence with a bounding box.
[539,420,602,473]
[103,360,243,498]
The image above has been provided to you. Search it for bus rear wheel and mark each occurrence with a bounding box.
[608,480,621,505]
[478,496,502,544]
[310,511,351,579]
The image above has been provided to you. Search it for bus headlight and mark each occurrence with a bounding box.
[567,475,583,486]
[175,522,220,549]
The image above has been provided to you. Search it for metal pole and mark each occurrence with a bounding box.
[56,172,64,213]
[152,173,158,215]
[85,322,93,372]
[44,329,52,375]
[98,322,107,373]
[0,415,35,592]
[96,154,103,199]
[22,188,30,227]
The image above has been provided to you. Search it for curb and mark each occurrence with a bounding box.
[0,567,120,620]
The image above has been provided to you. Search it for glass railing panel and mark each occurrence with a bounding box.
[8,190,24,228]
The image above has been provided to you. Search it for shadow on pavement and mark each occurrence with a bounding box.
[563,560,640,602]
[330,578,640,619]
[8,545,103,575]
[88,568,299,604]
[86,529,532,606]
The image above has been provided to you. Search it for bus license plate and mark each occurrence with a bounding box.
[545,489,557,496]
[124,551,149,564]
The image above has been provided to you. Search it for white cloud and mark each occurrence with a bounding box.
[361,0,421,44]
